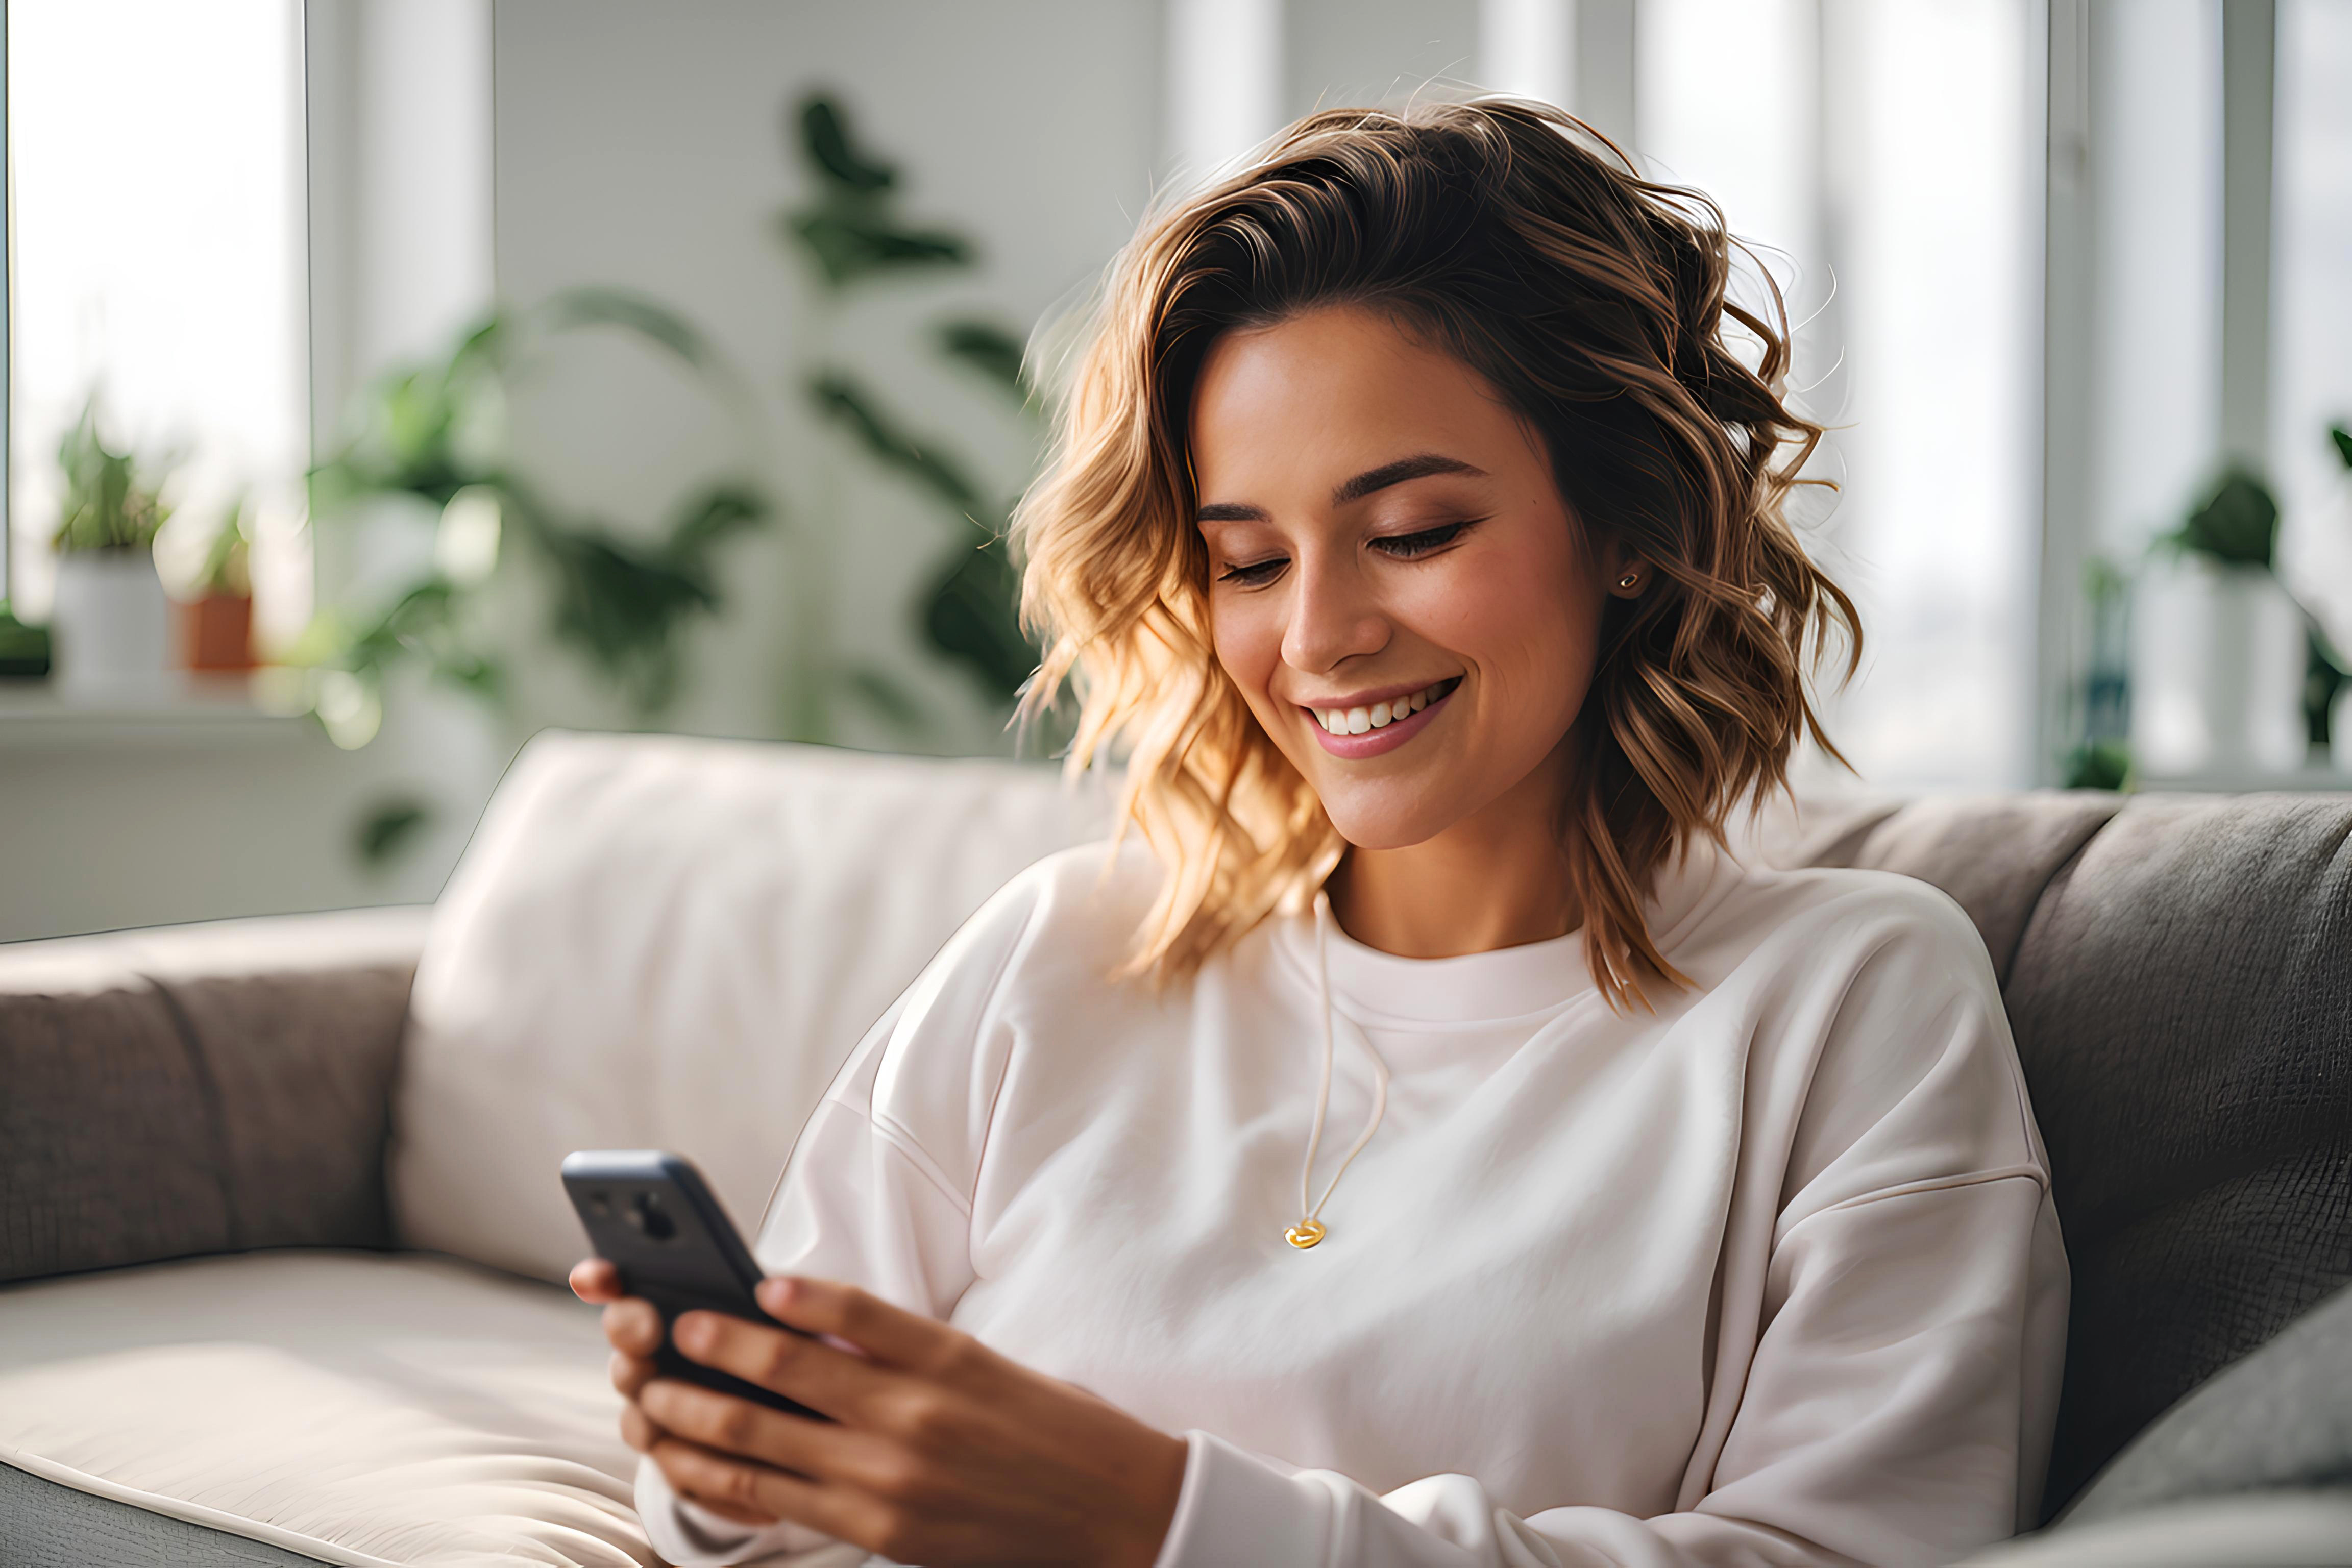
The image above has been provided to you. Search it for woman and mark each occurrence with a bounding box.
[574,100,2067,1568]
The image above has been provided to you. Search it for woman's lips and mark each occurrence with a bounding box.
[1304,682,1456,758]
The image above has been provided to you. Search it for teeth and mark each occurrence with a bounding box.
[1313,680,1454,733]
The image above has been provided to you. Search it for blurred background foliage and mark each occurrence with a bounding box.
[303,88,1047,780]
[785,92,1043,734]
[304,290,773,740]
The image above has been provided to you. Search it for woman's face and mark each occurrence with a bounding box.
[1192,304,1628,851]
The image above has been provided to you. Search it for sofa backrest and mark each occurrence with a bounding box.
[1778,791,2352,1518]
[389,730,1109,1283]
[389,734,2350,1515]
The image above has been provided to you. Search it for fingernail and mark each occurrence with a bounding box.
[756,1278,795,1313]
[674,1312,711,1353]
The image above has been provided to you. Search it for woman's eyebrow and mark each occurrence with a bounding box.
[1197,454,1489,522]
[1332,453,1486,504]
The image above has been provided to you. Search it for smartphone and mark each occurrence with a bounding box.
[561,1148,826,1420]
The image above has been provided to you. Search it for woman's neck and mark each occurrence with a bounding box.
[1326,740,1579,959]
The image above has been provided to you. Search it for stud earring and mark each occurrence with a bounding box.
[1616,570,1641,591]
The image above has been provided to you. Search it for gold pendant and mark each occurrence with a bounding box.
[1284,1218,1326,1250]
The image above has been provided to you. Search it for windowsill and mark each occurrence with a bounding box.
[0,675,313,749]
[2135,760,2352,794]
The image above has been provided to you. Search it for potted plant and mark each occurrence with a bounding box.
[0,601,51,680]
[177,493,257,672]
[2130,468,2308,777]
[49,399,174,697]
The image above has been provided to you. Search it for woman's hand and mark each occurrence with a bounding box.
[568,1259,766,1527]
[569,1260,1188,1567]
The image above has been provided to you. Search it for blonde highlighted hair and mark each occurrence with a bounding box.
[1014,99,1857,1008]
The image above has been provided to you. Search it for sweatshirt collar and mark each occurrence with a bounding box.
[1273,837,1733,1026]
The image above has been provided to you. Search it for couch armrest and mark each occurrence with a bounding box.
[0,907,429,1285]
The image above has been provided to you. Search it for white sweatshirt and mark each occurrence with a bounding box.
[640,838,2068,1568]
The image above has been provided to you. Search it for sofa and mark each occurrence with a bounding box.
[3,730,2346,1567]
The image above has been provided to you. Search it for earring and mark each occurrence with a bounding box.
[1616,570,1641,591]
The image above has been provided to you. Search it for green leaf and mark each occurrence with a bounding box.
[53,397,172,553]
[310,318,505,513]
[787,210,971,289]
[356,798,433,867]
[664,481,770,560]
[937,318,1031,398]
[2164,467,2278,568]
[0,600,51,677]
[540,286,718,372]
[508,471,767,716]
[808,370,985,514]
[2305,625,2347,749]
[920,536,1036,703]
[2061,740,2133,792]
[2332,424,2352,471]
[799,95,897,194]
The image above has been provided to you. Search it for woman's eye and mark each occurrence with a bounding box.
[1372,519,1478,559]
[1217,557,1288,586]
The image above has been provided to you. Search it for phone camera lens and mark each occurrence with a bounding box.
[629,1191,675,1241]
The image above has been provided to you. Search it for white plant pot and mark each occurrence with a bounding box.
[2130,556,2307,778]
[50,551,170,699]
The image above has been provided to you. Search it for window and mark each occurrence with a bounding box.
[2272,0,2352,654]
[7,0,309,643]
[1639,0,2042,790]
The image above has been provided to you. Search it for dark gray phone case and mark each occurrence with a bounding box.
[561,1149,826,1421]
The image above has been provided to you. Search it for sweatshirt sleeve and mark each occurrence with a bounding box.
[635,862,1056,1568]
[1153,890,2070,1568]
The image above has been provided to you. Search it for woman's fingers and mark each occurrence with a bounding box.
[638,1378,901,1490]
[570,1258,622,1304]
[619,1399,663,1455]
[610,1349,656,1400]
[756,1277,978,1379]
[650,1435,877,1541]
[671,1309,901,1423]
[602,1297,664,1357]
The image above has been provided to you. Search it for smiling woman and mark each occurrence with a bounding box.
[585,99,2066,1568]
[1020,101,1859,998]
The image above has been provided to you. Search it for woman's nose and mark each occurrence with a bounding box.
[1280,551,1389,675]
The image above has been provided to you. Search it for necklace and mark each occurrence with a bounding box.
[1285,892,1392,1249]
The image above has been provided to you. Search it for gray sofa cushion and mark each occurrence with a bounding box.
[2062,1278,2352,1527]
[0,965,413,1284]
[2001,794,2352,1515]
[1799,792,2123,985]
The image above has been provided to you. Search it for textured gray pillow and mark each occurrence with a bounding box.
[2063,1279,2352,1527]
[0,966,412,1283]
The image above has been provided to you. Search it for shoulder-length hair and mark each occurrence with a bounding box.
[1013,99,1857,1009]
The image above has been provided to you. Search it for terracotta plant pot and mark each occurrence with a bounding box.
[178,593,256,671]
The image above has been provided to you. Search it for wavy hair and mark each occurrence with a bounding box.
[1013,99,1858,1008]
